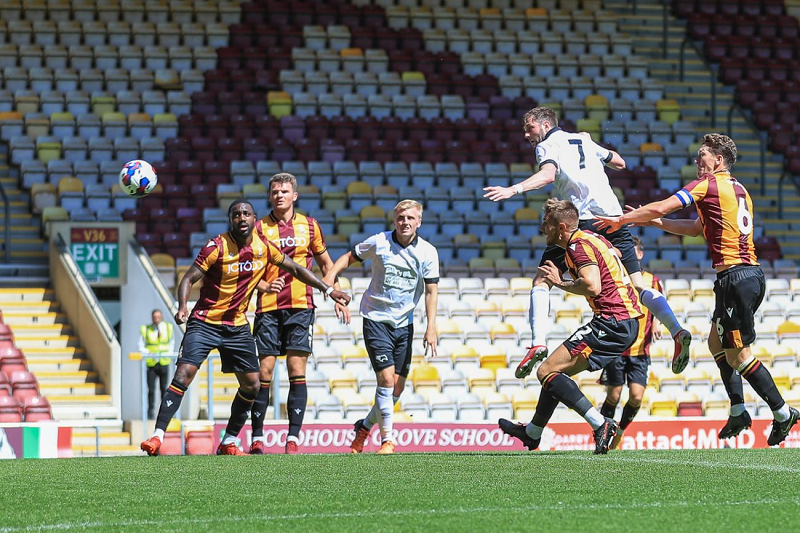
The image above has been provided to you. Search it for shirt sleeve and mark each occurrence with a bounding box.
[674,175,710,207]
[352,233,379,262]
[588,138,613,165]
[535,143,558,171]
[423,246,440,284]
[310,218,327,256]
[266,239,286,266]
[566,241,598,271]
[194,238,221,272]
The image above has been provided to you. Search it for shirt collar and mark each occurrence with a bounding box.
[392,230,418,248]
[566,228,582,248]
[543,126,561,141]
[268,211,296,224]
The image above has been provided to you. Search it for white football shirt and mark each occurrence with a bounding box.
[353,231,439,328]
[534,127,623,219]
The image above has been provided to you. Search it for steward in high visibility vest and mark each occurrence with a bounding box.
[139,309,175,419]
[140,322,174,366]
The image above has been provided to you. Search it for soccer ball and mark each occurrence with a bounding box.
[119,160,158,198]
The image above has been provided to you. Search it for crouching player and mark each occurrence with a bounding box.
[499,199,642,454]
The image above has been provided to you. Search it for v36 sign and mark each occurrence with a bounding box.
[70,227,120,282]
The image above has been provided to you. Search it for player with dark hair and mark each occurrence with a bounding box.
[499,198,642,454]
[596,133,799,445]
[484,106,690,376]
[140,199,350,456]
[249,173,350,455]
[599,236,662,449]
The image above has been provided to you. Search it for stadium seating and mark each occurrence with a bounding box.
[6,0,800,428]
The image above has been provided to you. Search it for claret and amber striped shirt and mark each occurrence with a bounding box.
[191,231,285,326]
[622,271,662,357]
[675,170,759,268]
[565,230,643,322]
[254,212,327,312]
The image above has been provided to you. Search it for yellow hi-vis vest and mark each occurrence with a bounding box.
[141,323,173,366]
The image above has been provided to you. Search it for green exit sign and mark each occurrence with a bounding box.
[70,227,120,282]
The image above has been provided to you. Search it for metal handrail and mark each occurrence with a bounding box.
[0,178,10,263]
[727,104,767,196]
[678,37,718,128]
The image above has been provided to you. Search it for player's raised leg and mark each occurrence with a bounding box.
[730,346,799,446]
[628,265,690,374]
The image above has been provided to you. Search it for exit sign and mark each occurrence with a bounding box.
[70,227,120,282]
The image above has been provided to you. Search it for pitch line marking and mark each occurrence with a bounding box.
[3,497,799,531]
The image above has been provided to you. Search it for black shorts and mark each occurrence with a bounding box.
[712,265,765,349]
[363,318,413,378]
[540,219,641,275]
[600,355,650,387]
[253,309,315,356]
[178,318,259,374]
[562,315,639,372]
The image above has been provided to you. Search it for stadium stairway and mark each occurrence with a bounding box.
[0,286,136,456]
[607,0,800,260]
[0,147,46,263]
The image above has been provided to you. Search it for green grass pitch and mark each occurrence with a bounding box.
[1,449,799,532]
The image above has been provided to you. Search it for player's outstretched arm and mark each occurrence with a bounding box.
[594,196,685,233]
[277,255,352,307]
[423,282,438,359]
[175,265,204,324]
[538,260,601,298]
[483,163,556,201]
[321,251,358,287]
[316,250,351,324]
[605,150,626,171]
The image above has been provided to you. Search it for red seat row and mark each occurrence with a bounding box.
[175,113,538,146]
[240,0,387,28]
[675,0,785,19]
[0,395,53,423]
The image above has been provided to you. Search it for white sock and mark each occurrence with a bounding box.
[584,407,606,430]
[525,423,544,439]
[736,355,755,375]
[773,404,791,422]
[221,433,237,445]
[364,395,400,430]
[287,435,299,444]
[530,285,551,346]
[152,428,165,440]
[639,288,682,337]
[375,387,395,443]
[730,404,746,417]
